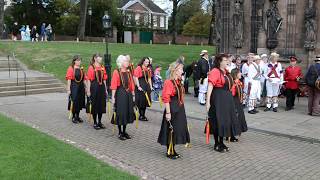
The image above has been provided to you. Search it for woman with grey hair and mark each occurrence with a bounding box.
[110,55,136,140]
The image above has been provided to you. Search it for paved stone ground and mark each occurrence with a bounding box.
[1,92,320,179]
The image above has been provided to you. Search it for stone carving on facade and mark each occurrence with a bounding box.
[232,0,244,48]
[304,0,317,51]
[265,0,283,50]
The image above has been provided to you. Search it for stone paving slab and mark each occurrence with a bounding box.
[149,92,320,141]
[1,93,320,179]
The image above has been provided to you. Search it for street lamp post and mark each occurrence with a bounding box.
[88,6,92,38]
[102,11,112,97]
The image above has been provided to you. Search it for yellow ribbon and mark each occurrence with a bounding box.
[108,101,111,120]
[185,125,191,148]
[135,107,139,129]
[68,101,73,120]
[167,130,174,155]
[159,94,163,108]
[112,112,116,134]
[88,104,93,124]
[145,92,151,107]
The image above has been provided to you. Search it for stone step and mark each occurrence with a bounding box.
[0,67,24,72]
[0,83,65,92]
[0,64,20,68]
[0,60,19,65]
[0,87,66,97]
[0,79,62,87]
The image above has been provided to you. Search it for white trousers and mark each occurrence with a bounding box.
[266,80,280,97]
[198,78,208,104]
[266,80,280,108]
[248,80,261,111]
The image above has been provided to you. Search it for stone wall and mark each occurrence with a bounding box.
[218,0,320,70]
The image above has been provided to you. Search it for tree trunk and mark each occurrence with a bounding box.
[0,0,4,39]
[171,0,178,44]
[77,0,88,41]
[208,1,215,45]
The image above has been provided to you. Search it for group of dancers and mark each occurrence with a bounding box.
[64,52,252,159]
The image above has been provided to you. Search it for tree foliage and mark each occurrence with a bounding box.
[182,12,211,37]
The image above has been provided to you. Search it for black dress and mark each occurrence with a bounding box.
[135,66,152,109]
[68,68,86,113]
[111,71,135,125]
[158,80,190,145]
[208,74,241,137]
[86,67,106,114]
[233,83,248,133]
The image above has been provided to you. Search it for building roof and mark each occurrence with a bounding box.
[119,0,166,14]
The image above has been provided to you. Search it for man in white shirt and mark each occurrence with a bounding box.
[241,53,254,106]
[264,52,283,112]
[247,55,262,114]
[259,54,268,106]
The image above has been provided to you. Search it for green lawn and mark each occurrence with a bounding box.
[0,41,215,81]
[0,114,138,180]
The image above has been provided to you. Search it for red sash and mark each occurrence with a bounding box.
[267,64,279,78]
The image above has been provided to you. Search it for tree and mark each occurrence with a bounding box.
[0,0,4,39]
[182,12,211,37]
[169,0,182,44]
[77,0,88,40]
[207,0,215,45]
[175,0,203,34]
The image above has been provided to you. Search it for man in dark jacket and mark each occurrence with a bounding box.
[305,55,320,116]
[197,50,214,105]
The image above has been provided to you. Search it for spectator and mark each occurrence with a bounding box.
[19,25,26,41]
[46,24,53,41]
[25,25,31,41]
[31,26,38,42]
[152,65,163,102]
[12,22,19,41]
[305,55,320,116]
[40,23,46,41]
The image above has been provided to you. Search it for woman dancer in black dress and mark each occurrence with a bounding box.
[133,57,153,121]
[206,54,241,152]
[158,59,190,159]
[110,55,136,140]
[66,55,86,123]
[86,54,108,130]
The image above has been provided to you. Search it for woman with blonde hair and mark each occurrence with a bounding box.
[158,59,190,159]
[110,55,136,140]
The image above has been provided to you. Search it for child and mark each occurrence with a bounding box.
[231,68,248,139]
[152,65,163,102]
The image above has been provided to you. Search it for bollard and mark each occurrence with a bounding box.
[186,42,189,46]
[169,41,171,45]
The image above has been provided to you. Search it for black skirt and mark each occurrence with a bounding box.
[111,86,135,125]
[234,97,248,133]
[158,97,190,146]
[208,88,241,137]
[86,80,106,114]
[135,78,151,109]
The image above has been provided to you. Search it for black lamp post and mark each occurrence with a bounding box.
[88,6,92,38]
[102,11,112,96]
